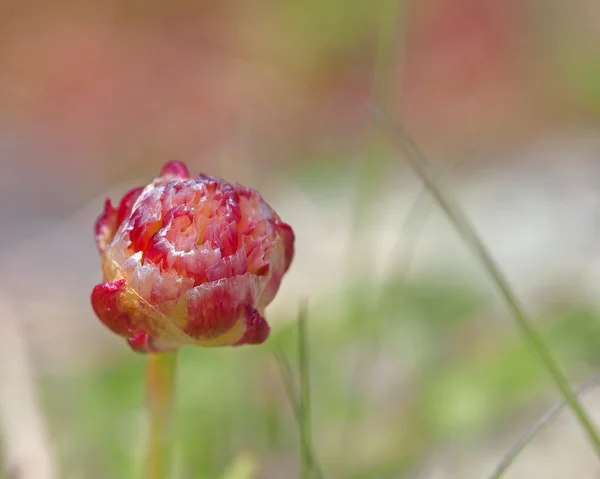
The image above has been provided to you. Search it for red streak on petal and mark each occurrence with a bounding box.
[129,205,163,254]
[245,236,268,275]
[185,274,260,340]
[234,304,270,346]
[185,287,240,339]
[116,187,144,228]
[95,199,117,253]
[274,220,295,272]
[205,247,248,282]
[219,222,239,257]
[160,160,190,179]
[144,236,171,271]
[91,280,134,336]
[227,193,242,223]
[255,264,270,276]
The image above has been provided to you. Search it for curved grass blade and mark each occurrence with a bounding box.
[375,107,600,460]
[339,157,462,449]
[345,0,404,279]
[489,373,600,479]
[274,302,323,479]
[274,350,301,423]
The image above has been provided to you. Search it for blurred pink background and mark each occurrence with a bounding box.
[1,0,599,198]
[4,2,600,478]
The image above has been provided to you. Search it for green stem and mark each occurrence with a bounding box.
[377,110,600,460]
[298,301,313,479]
[274,347,324,479]
[144,351,178,479]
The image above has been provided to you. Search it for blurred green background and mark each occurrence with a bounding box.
[3,0,600,478]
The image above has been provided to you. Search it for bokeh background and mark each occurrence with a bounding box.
[3,1,600,478]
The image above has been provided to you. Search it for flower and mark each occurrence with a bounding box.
[91,161,294,353]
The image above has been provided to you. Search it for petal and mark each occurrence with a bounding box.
[204,220,238,257]
[234,304,270,346]
[116,187,145,228]
[160,161,190,180]
[274,220,295,272]
[91,267,195,352]
[205,246,248,282]
[96,187,145,255]
[91,279,134,336]
[95,199,117,254]
[128,189,164,253]
[185,273,259,342]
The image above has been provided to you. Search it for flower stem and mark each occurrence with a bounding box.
[144,351,177,479]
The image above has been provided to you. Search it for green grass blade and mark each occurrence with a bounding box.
[489,374,600,479]
[339,158,458,448]
[274,349,301,423]
[298,300,315,479]
[376,108,600,460]
[274,302,323,479]
[339,0,405,450]
[345,0,404,278]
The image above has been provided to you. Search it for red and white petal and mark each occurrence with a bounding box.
[274,220,295,273]
[184,273,261,343]
[159,160,190,180]
[115,187,145,228]
[234,305,270,346]
[91,279,133,336]
[95,199,117,254]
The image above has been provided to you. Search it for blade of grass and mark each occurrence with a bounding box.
[372,152,469,307]
[274,350,301,423]
[375,107,600,459]
[489,373,600,479]
[339,154,477,478]
[345,0,404,279]
[298,299,315,479]
[273,302,323,479]
[339,0,405,449]
[274,349,323,479]
[340,157,461,449]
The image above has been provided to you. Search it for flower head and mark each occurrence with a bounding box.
[91,161,294,353]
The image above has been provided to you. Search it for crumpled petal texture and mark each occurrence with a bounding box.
[91,161,294,353]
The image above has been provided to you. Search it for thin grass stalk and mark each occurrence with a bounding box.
[376,108,600,460]
[489,373,600,479]
[274,304,323,479]
[298,300,314,479]
[339,0,404,452]
[274,350,301,422]
[346,0,403,278]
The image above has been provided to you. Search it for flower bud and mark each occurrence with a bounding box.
[92,161,294,353]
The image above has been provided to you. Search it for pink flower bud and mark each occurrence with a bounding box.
[91,161,294,353]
